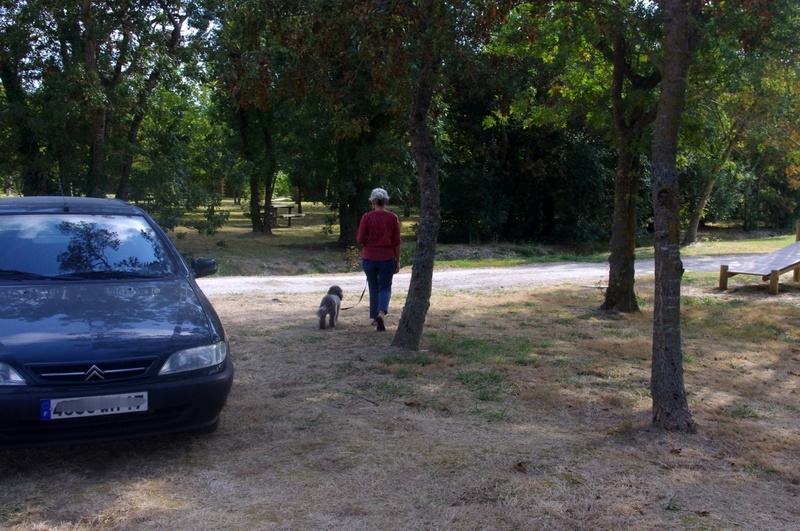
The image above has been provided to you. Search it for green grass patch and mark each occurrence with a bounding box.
[601,326,640,339]
[457,370,506,401]
[426,332,543,365]
[394,367,413,379]
[744,463,779,478]
[682,296,747,307]
[729,404,760,419]
[375,381,412,400]
[436,252,608,269]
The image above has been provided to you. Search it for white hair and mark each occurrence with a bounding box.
[369,188,389,202]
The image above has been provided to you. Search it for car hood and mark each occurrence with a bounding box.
[0,280,217,364]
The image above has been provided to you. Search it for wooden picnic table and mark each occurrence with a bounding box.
[270,203,304,227]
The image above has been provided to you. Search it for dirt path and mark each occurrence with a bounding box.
[197,254,747,296]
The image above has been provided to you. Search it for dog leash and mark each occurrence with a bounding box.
[340,285,367,311]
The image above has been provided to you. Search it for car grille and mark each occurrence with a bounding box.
[28,358,157,384]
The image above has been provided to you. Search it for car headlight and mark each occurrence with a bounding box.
[0,363,26,385]
[159,341,228,375]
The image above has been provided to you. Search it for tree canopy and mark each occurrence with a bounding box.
[3,0,798,239]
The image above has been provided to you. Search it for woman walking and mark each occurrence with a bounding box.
[357,188,402,332]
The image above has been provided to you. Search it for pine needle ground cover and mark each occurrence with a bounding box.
[1,274,798,530]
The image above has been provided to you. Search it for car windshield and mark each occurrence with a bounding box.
[0,214,176,279]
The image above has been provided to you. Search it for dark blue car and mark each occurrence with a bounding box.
[0,196,233,447]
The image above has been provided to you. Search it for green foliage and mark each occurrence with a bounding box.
[699,164,742,222]
[439,121,616,243]
[2,0,798,248]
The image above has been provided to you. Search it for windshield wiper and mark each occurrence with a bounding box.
[0,269,51,281]
[53,271,169,280]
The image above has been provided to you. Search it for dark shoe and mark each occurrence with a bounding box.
[376,315,386,332]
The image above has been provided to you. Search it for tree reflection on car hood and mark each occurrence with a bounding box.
[0,280,215,364]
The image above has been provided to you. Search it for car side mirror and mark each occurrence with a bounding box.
[191,257,218,278]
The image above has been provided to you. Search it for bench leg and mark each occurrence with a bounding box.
[719,265,728,291]
[769,269,779,295]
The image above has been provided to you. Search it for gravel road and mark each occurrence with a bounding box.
[197,254,751,296]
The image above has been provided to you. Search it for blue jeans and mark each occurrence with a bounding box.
[362,258,396,319]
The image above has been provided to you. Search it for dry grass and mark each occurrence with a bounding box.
[2,273,800,530]
[2,203,798,529]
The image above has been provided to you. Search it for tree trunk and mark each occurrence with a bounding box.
[249,179,263,233]
[86,109,106,198]
[237,107,265,233]
[650,0,696,433]
[257,111,276,235]
[116,110,144,200]
[681,176,716,245]
[338,203,360,246]
[598,27,659,313]
[601,148,640,312]
[117,10,184,201]
[392,37,440,351]
[335,142,361,247]
[682,140,736,244]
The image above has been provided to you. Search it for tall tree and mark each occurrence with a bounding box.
[206,0,408,237]
[1,0,200,197]
[116,2,192,200]
[392,0,514,349]
[490,1,661,312]
[392,0,441,350]
[593,2,661,313]
[461,3,616,244]
[206,0,276,233]
[681,0,800,243]
[0,1,54,195]
[649,0,698,433]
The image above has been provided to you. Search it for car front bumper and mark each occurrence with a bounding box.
[0,361,234,448]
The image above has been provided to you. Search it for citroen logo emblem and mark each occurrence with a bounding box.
[84,365,106,381]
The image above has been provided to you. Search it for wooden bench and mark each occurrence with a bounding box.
[719,240,800,295]
[278,213,305,227]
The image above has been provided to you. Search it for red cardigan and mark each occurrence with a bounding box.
[357,209,401,261]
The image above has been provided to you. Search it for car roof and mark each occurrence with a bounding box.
[0,196,144,215]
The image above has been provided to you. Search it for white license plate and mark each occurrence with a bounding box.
[40,392,148,421]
